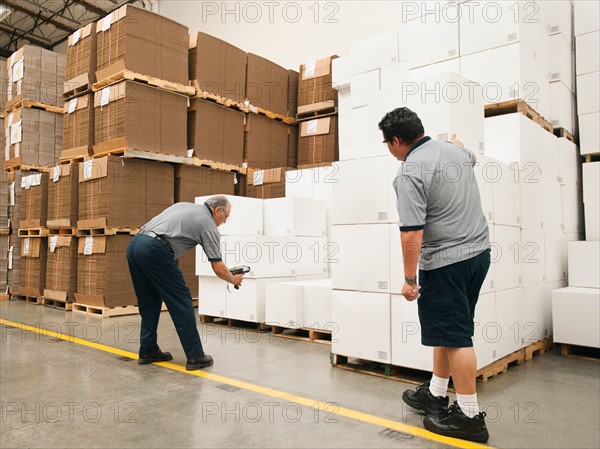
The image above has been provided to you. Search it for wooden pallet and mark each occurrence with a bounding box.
[4,100,64,115]
[58,156,86,165]
[3,161,53,173]
[524,337,554,361]
[0,293,10,301]
[0,111,6,119]
[192,84,249,113]
[484,99,554,133]
[271,326,332,344]
[72,302,169,318]
[296,107,338,121]
[247,104,295,125]
[91,147,194,165]
[200,315,271,332]
[62,84,91,101]
[476,349,525,382]
[10,294,42,305]
[585,153,600,163]
[76,227,139,237]
[17,228,49,237]
[553,127,577,144]
[41,297,73,311]
[560,343,600,362]
[47,227,77,236]
[0,229,10,236]
[192,158,247,174]
[330,353,435,387]
[93,70,195,96]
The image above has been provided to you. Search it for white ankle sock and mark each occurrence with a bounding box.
[429,374,450,398]
[457,393,479,418]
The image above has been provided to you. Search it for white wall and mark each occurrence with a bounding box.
[157,0,408,69]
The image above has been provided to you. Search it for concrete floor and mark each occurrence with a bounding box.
[1,300,599,449]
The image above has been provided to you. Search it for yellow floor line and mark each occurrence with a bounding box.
[0,318,494,449]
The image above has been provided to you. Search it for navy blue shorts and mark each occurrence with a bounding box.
[417,249,491,348]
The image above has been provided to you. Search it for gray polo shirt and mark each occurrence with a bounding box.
[394,136,490,271]
[140,202,222,261]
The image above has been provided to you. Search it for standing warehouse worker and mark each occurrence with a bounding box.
[379,108,491,443]
[126,195,244,370]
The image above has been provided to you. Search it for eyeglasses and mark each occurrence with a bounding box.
[383,139,392,145]
[218,208,230,219]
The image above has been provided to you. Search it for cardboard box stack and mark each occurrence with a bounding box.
[45,236,78,303]
[64,23,97,96]
[244,113,290,169]
[245,167,289,199]
[0,233,8,295]
[0,161,7,231]
[194,195,328,323]
[62,94,94,160]
[297,56,339,167]
[18,237,47,297]
[4,45,65,110]
[246,53,289,117]
[0,59,5,112]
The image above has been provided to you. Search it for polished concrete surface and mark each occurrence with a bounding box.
[1,300,599,449]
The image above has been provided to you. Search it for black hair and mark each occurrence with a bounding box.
[378,107,425,145]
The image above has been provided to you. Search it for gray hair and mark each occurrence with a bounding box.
[205,195,230,211]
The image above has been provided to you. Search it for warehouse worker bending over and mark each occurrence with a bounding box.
[126,195,244,370]
[379,108,491,443]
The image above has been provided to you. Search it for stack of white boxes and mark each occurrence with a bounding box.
[574,0,600,155]
[194,195,328,324]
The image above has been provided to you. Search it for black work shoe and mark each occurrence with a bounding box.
[423,401,489,443]
[402,381,449,415]
[186,353,214,370]
[138,349,173,365]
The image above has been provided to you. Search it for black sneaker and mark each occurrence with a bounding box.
[402,381,449,415]
[186,353,214,370]
[138,349,173,365]
[423,401,489,443]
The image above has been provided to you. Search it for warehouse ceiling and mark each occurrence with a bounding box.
[0,0,150,58]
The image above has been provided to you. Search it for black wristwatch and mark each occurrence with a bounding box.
[405,276,417,286]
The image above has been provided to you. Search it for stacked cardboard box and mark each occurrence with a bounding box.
[64,23,97,96]
[75,235,136,308]
[93,80,187,156]
[44,236,78,302]
[47,163,79,228]
[174,165,235,203]
[187,99,245,164]
[287,70,299,118]
[61,94,94,159]
[95,5,188,85]
[18,237,47,297]
[77,156,174,230]
[0,59,5,111]
[19,172,48,229]
[297,116,338,166]
[246,167,288,199]
[0,235,8,294]
[5,46,65,109]
[298,56,338,114]
[246,53,289,116]
[0,154,7,230]
[244,114,289,169]
[8,235,21,294]
[3,108,62,167]
[189,32,246,103]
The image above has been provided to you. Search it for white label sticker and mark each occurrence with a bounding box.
[13,59,24,82]
[23,238,30,256]
[30,173,42,187]
[7,113,14,127]
[16,79,22,95]
[101,87,111,106]
[72,29,82,45]
[8,247,13,269]
[68,98,78,114]
[83,160,94,180]
[49,236,58,253]
[102,13,113,32]
[52,166,60,182]
[304,60,316,78]
[233,174,238,185]
[14,143,19,157]
[10,121,22,144]
[306,119,319,134]
[21,175,31,189]
[84,236,94,255]
[9,183,15,206]
[253,170,264,186]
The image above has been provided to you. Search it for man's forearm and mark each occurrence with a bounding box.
[211,261,235,283]
[400,230,423,277]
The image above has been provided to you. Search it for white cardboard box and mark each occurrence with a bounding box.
[492,225,522,290]
[332,56,353,89]
[195,195,263,235]
[331,156,401,225]
[541,0,573,42]
[481,225,496,294]
[409,59,461,83]
[545,230,567,282]
[579,112,600,155]
[495,288,524,358]
[405,12,459,69]
[567,241,600,288]
[549,34,574,91]
[574,0,600,37]
[576,71,600,115]
[391,294,433,371]
[264,197,326,237]
[552,287,600,348]
[332,290,391,363]
[198,276,228,318]
[338,86,352,118]
[461,44,550,117]
[582,162,600,203]
[585,201,600,241]
[490,159,521,228]
[341,104,391,160]
[575,31,600,75]
[303,279,333,330]
[331,224,392,293]
[389,224,405,295]
[521,284,551,344]
[350,69,380,109]
[265,281,305,327]
[557,138,581,188]
[380,62,410,95]
[560,185,584,233]
[549,81,576,133]
[473,292,498,369]
[521,229,547,287]
[474,154,495,222]
[350,29,399,76]
[295,236,329,276]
